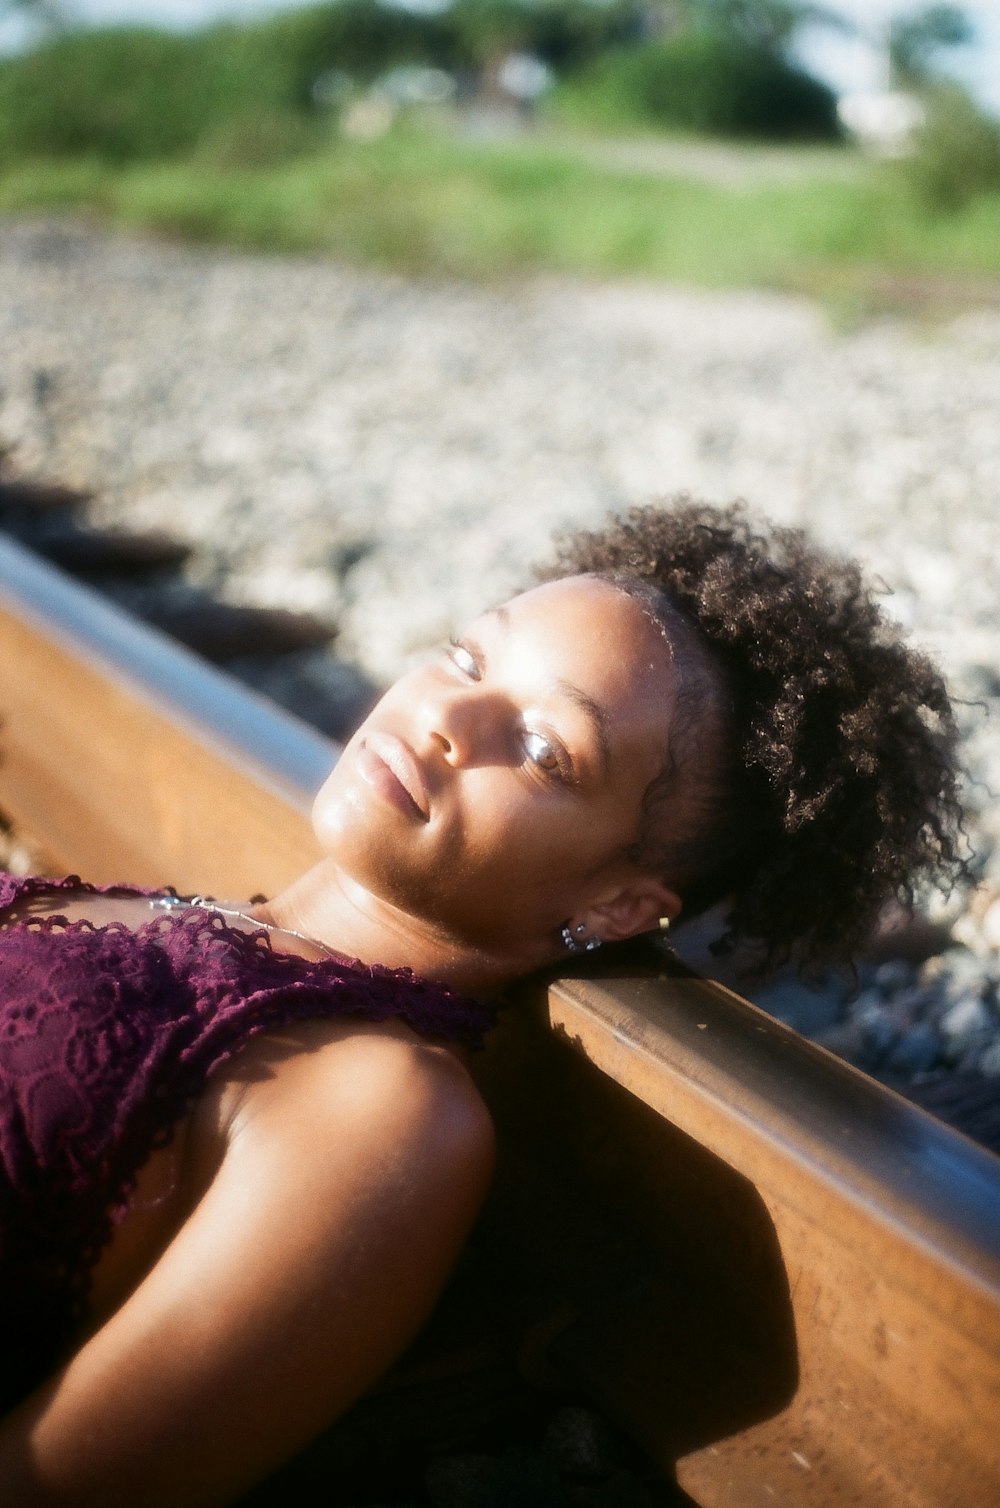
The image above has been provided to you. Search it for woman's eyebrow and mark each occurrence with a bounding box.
[555,679,611,777]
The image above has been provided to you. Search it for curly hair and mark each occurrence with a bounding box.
[540,497,966,973]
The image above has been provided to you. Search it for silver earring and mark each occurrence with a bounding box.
[658,916,671,934]
[561,924,602,953]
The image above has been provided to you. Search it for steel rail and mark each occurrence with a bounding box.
[1,535,997,1508]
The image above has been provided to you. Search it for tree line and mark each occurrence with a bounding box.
[0,0,986,164]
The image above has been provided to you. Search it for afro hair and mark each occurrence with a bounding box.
[541,498,966,972]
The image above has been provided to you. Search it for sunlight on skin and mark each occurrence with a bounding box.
[266,576,683,996]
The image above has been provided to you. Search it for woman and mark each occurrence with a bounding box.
[0,500,962,1504]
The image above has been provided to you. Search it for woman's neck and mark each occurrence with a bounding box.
[253,861,542,997]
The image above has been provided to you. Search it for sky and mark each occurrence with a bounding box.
[2,0,999,112]
[792,0,1000,112]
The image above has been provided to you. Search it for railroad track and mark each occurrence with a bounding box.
[0,529,998,1507]
[0,467,370,740]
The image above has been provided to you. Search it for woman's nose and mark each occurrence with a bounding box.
[418,682,494,767]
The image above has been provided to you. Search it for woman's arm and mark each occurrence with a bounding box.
[0,1029,494,1507]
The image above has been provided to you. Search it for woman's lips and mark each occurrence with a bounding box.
[356,732,430,820]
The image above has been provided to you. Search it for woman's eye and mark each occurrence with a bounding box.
[447,640,479,679]
[523,730,563,774]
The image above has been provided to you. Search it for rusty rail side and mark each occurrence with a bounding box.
[536,973,999,1506]
[1,536,997,1508]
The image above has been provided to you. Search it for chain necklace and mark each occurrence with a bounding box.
[150,892,343,961]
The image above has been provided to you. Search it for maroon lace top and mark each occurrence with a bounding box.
[0,873,496,1411]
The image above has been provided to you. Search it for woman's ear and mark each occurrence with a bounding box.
[579,877,682,945]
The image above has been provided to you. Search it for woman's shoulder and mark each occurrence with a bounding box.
[88,1022,493,1343]
[197,1016,495,1188]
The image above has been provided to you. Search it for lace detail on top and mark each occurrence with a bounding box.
[0,873,496,1410]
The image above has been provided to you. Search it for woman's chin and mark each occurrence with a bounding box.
[311,777,429,904]
[312,779,367,856]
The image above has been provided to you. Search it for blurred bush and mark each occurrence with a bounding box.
[888,3,973,90]
[194,112,323,171]
[0,0,648,164]
[446,0,638,75]
[900,83,1000,210]
[260,0,452,86]
[0,19,346,162]
[556,29,841,139]
[0,28,210,161]
[0,6,441,164]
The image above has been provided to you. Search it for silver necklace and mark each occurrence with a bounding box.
[151,893,342,960]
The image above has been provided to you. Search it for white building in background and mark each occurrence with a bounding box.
[836,90,926,157]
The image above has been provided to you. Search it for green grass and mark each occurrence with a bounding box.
[1,127,996,311]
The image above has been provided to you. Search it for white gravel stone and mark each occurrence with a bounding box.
[940,996,992,1043]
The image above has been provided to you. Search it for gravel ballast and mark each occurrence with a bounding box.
[1,215,998,1127]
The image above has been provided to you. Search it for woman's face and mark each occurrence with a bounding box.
[313,576,680,953]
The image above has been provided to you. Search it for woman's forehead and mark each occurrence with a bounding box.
[476,576,677,711]
[489,574,670,644]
